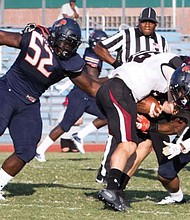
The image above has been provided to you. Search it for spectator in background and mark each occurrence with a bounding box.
[57,0,79,21]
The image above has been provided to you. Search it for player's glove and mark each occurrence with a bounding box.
[163,126,189,159]
[136,114,158,132]
[162,141,181,159]
[136,114,150,132]
[21,23,36,34]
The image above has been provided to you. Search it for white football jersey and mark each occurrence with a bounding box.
[110,51,181,102]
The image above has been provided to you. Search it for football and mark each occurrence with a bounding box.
[137,95,161,114]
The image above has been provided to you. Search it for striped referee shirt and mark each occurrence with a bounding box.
[99,27,170,63]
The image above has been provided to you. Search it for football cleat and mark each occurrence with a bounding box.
[157,196,187,205]
[98,189,125,211]
[71,133,85,154]
[118,190,131,209]
[35,153,46,162]
[0,191,5,200]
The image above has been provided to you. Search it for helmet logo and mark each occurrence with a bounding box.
[56,19,67,27]
[182,65,190,73]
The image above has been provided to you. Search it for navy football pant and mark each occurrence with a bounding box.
[0,80,42,163]
[59,86,106,132]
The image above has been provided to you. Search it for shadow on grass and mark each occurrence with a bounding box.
[4,182,98,198]
[133,168,158,180]
[58,157,92,162]
[4,182,190,205]
[85,190,190,204]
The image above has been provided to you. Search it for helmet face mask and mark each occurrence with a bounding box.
[55,35,81,59]
[170,85,190,109]
[170,65,190,109]
[49,18,81,59]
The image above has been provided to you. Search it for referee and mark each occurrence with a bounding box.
[94,7,170,67]
[94,7,172,209]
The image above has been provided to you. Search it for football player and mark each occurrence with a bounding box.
[96,51,183,211]
[0,18,103,200]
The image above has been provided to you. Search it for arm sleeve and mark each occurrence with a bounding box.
[99,30,125,52]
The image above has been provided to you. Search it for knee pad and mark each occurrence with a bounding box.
[15,145,36,163]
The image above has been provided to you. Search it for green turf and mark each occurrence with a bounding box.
[0,152,190,220]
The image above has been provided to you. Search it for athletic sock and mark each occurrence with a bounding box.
[36,135,54,155]
[170,188,184,202]
[0,168,13,191]
[106,168,123,190]
[119,173,130,191]
[77,122,97,139]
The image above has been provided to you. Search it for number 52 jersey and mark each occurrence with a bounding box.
[4,26,85,104]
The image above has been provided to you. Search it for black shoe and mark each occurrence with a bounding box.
[98,189,125,211]
[118,190,131,209]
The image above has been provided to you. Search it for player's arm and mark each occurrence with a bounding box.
[71,71,101,97]
[157,118,186,135]
[0,30,22,48]
[94,42,121,68]
[85,65,109,84]
[137,114,187,135]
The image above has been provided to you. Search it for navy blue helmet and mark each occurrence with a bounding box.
[88,30,107,48]
[170,64,190,109]
[49,18,81,59]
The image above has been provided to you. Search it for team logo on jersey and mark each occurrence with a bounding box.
[182,65,190,73]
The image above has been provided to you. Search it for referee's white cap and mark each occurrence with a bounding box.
[139,7,158,23]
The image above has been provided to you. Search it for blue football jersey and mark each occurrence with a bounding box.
[4,26,85,104]
[83,47,102,72]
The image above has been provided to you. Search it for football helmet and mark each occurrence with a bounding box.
[88,30,107,48]
[49,18,81,59]
[170,64,190,109]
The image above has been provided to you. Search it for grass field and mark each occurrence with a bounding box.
[0,151,190,220]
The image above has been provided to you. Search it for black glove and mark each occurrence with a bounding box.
[112,60,122,69]
[21,23,36,34]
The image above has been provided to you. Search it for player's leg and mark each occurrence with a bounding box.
[71,97,107,153]
[157,153,190,204]
[96,134,114,183]
[36,89,87,161]
[96,78,138,211]
[0,100,42,199]
[120,138,152,190]
[0,88,22,199]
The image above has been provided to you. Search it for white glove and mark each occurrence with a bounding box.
[176,127,190,154]
[162,141,181,159]
[162,127,189,159]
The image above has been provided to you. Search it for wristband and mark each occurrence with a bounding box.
[112,60,122,69]
[148,122,158,132]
